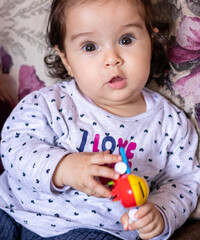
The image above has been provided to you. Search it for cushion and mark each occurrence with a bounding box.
[149,0,200,218]
[0,0,55,103]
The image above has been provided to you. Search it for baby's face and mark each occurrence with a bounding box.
[60,0,152,116]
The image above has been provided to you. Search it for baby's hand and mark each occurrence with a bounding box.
[121,201,164,239]
[52,151,121,198]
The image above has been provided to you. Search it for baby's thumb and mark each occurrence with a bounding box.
[120,212,129,231]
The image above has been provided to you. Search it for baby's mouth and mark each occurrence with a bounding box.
[109,76,123,83]
[108,76,126,89]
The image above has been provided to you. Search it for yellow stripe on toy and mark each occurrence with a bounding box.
[128,174,149,206]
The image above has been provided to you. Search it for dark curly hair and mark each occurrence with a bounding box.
[44,0,170,82]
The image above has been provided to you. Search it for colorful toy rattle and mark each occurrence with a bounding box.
[110,147,149,223]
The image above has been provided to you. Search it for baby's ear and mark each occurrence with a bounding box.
[152,27,159,38]
[153,27,159,33]
[54,45,68,66]
[54,45,73,77]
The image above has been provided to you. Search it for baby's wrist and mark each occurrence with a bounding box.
[52,155,67,188]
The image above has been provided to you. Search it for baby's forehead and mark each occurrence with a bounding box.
[63,0,147,18]
[59,0,152,42]
[64,0,145,10]
[64,0,147,27]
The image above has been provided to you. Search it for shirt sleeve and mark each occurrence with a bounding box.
[0,90,70,194]
[148,117,200,237]
[50,179,70,193]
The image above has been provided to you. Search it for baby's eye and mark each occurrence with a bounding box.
[119,35,135,45]
[82,43,98,52]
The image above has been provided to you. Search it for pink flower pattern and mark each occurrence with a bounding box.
[167,16,200,129]
[19,65,45,100]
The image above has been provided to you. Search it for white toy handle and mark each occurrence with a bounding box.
[128,208,138,224]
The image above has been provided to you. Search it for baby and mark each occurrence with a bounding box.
[0,0,199,240]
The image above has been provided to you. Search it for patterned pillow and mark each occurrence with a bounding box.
[149,0,200,156]
[0,0,199,217]
[0,0,52,174]
[148,0,200,218]
[0,0,54,105]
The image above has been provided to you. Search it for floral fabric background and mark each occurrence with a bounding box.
[149,0,200,157]
[0,0,200,217]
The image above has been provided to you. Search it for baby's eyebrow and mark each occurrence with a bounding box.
[70,22,144,41]
[122,22,144,30]
[70,31,94,41]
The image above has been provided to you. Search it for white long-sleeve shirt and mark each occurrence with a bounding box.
[0,80,199,239]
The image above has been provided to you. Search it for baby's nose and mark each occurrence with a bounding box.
[104,49,123,68]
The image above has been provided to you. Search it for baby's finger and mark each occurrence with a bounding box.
[134,202,152,219]
[129,212,154,231]
[138,223,163,240]
[91,151,122,165]
[120,212,129,231]
[89,164,120,180]
[137,220,157,234]
[86,178,111,198]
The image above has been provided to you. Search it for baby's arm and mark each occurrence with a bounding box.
[1,92,69,193]
[1,91,121,198]
[52,151,121,198]
[121,201,165,239]
[132,118,199,239]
